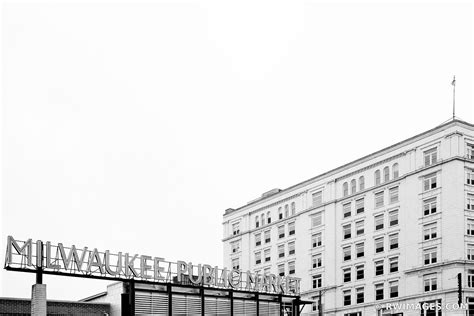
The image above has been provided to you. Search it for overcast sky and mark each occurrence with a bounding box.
[1,0,473,300]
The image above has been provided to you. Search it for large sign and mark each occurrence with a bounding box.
[4,236,300,295]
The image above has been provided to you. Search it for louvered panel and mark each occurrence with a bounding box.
[151,293,168,315]
[216,298,231,315]
[187,296,202,315]
[136,292,153,315]
[268,302,280,315]
[244,301,257,316]
[205,297,217,315]
[234,299,245,315]
[172,295,188,315]
[259,301,269,315]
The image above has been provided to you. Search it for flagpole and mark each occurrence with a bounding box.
[452,75,456,120]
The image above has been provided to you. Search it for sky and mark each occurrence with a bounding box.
[1,0,473,300]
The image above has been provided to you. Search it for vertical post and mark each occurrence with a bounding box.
[278,294,283,316]
[256,293,259,316]
[32,240,46,316]
[167,284,172,316]
[200,286,205,316]
[452,75,456,120]
[129,280,135,316]
[318,290,323,316]
[458,273,463,305]
[229,290,233,316]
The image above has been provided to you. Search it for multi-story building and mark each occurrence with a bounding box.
[222,119,474,316]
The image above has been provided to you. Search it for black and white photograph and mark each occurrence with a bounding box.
[1,0,473,315]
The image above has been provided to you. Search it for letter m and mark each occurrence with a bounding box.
[5,236,33,267]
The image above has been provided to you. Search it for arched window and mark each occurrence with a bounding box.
[285,205,289,218]
[359,176,365,191]
[375,170,381,185]
[343,182,349,196]
[350,179,357,194]
[291,202,296,215]
[267,211,271,224]
[278,207,283,220]
[383,167,390,182]
[393,163,399,179]
[255,216,260,228]
[261,214,265,226]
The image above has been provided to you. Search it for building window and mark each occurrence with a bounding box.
[312,274,322,289]
[392,163,399,179]
[311,212,323,227]
[343,246,351,261]
[285,205,289,218]
[264,249,270,262]
[421,299,442,316]
[278,225,285,239]
[232,222,240,236]
[389,187,399,203]
[351,179,357,194]
[343,289,351,306]
[343,267,351,282]
[389,210,399,226]
[389,281,399,298]
[278,264,285,277]
[231,241,240,253]
[424,198,437,216]
[288,241,295,256]
[424,147,438,166]
[468,143,474,159]
[468,269,474,287]
[467,219,474,235]
[343,182,349,197]
[468,194,474,210]
[383,166,390,182]
[356,265,364,280]
[278,207,283,220]
[356,220,364,236]
[343,202,352,218]
[423,173,437,191]
[255,216,260,228]
[261,214,265,227]
[232,258,240,270]
[288,222,295,236]
[359,176,365,191]
[468,245,474,260]
[312,253,322,268]
[356,198,364,214]
[389,257,399,273]
[262,231,270,244]
[467,169,474,185]
[313,191,323,207]
[356,242,364,258]
[255,252,261,265]
[356,287,364,304]
[288,261,295,275]
[423,223,437,240]
[267,211,271,224]
[375,191,384,208]
[291,202,295,216]
[343,224,352,239]
[312,296,319,312]
[375,260,384,276]
[375,214,384,230]
[375,170,381,186]
[389,234,399,250]
[375,237,384,253]
[375,283,384,300]
[424,248,437,265]
[423,274,437,292]
[312,233,322,248]
[255,233,261,247]
[278,244,285,258]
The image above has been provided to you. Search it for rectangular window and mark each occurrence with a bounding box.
[375,283,384,300]
[423,173,437,191]
[389,281,399,298]
[468,194,474,210]
[389,209,399,226]
[343,224,352,239]
[375,260,384,276]
[424,198,437,216]
[288,241,295,255]
[343,246,351,261]
[375,191,384,208]
[468,143,474,159]
[231,241,240,253]
[375,237,384,253]
[343,202,351,218]
[264,230,271,243]
[356,198,365,214]
[424,147,438,166]
[468,245,474,260]
[423,274,437,292]
[278,264,285,277]
[311,212,322,227]
[356,220,364,236]
[255,252,261,265]
[288,222,295,236]
[232,258,239,270]
[424,248,437,265]
[467,220,474,235]
[468,269,474,287]
[423,223,437,240]
[389,257,399,273]
[232,222,240,236]
[278,225,285,239]
[356,242,364,258]
[356,287,364,304]
[312,253,322,269]
[278,244,285,258]
[312,191,323,207]
[343,290,351,306]
[264,249,270,262]
[288,261,295,275]
[312,274,322,289]
[312,233,322,248]
[389,187,399,203]
[255,233,261,247]
[389,234,399,250]
[356,265,364,280]
[343,267,351,282]
[375,214,384,230]
[467,169,474,185]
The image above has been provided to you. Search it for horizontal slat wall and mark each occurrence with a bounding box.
[204,297,231,316]
[234,299,257,316]
[135,292,168,315]
[172,294,202,315]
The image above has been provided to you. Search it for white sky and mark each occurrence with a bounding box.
[1,0,473,300]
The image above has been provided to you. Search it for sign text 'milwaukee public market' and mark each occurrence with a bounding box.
[4,236,300,295]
